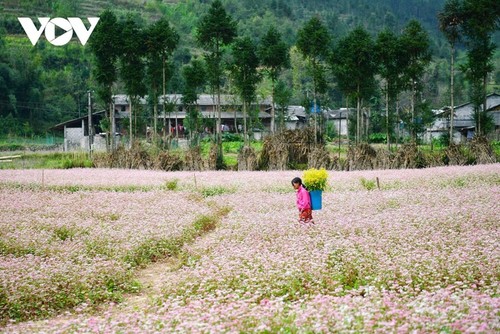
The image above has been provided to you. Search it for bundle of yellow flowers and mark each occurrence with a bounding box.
[302,168,328,192]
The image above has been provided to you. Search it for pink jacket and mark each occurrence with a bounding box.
[296,185,311,210]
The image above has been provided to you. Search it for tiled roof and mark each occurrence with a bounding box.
[112,94,272,106]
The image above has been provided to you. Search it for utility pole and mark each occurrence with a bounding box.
[88,90,93,157]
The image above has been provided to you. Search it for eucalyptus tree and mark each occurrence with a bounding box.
[144,18,179,144]
[296,16,331,143]
[258,26,290,133]
[375,28,405,149]
[88,10,121,151]
[399,20,432,142]
[119,15,147,147]
[196,0,237,168]
[459,0,499,135]
[438,0,463,143]
[331,26,377,144]
[228,36,261,145]
[182,58,206,145]
[274,79,293,132]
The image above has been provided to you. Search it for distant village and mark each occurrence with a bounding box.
[52,93,500,152]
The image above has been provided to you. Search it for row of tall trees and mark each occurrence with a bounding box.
[88,11,179,150]
[2,0,496,141]
[295,17,432,147]
[89,1,292,167]
[438,0,500,139]
[88,0,498,160]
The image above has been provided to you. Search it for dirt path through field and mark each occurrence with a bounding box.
[115,257,181,313]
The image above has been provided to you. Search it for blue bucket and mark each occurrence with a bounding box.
[309,190,322,210]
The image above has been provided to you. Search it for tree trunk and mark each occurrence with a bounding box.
[482,73,488,136]
[217,89,222,157]
[243,101,248,146]
[395,99,400,149]
[346,97,350,144]
[411,81,415,142]
[314,97,317,144]
[88,91,93,157]
[110,101,115,152]
[163,56,167,146]
[234,109,238,134]
[385,82,390,150]
[449,43,455,144]
[153,94,157,145]
[175,106,179,138]
[271,79,276,134]
[367,106,371,141]
[216,42,223,163]
[129,99,133,149]
[356,84,361,144]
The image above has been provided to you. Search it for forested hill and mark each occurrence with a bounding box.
[1,0,496,136]
[2,0,446,43]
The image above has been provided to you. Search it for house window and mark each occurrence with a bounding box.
[201,106,207,112]
[121,106,126,112]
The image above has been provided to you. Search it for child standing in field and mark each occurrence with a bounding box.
[291,177,314,226]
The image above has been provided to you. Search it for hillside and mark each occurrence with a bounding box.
[0,0,498,136]
[1,0,446,45]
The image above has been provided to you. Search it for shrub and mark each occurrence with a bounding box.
[369,133,386,144]
[200,185,235,197]
[53,226,77,241]
[360,177,376,191]
[222,133,243,142]
[165,179,179,190]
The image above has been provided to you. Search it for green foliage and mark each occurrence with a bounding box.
[125,207,230,267]
[200,185,236,197]
[165,179,179,190]
[222,141,242,154]
[326,248,366,290]
[196,0,236,90]
[1,0,498,142]
[369,133,387,144]
[332,26,377,101]
[125,238,182,266]
[119,15,147,100]
[0,239,37,256]
[492,141,500,159]
[222,133,243,143]
[296,17,331,61]
[62,156,93,169]
[258,26,290,82]
[229,37,261,104]
[296,17,331,99]
[53,225,77,241]
[0,151,91,170]
[400,20,432,88]
[360,177,377,191]
[192,215,218,234]
[228,36,262,142]
[438,0,462,46]
[182,58,206,137]
[88,10,120,105]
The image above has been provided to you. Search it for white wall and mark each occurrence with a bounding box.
[64,127,84,151]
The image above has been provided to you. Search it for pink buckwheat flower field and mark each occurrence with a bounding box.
[0,164,499,333]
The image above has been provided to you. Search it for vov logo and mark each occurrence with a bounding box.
[18,17,100,46]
